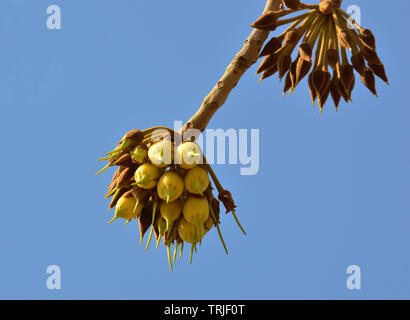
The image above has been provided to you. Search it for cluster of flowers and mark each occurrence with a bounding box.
[253,0,388,113]
[97,128,245,269]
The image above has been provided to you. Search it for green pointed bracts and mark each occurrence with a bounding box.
[97,127,246,269]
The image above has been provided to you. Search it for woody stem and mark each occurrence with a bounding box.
[181,0,283,136]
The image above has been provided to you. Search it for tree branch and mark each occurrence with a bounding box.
[182,0,283,134]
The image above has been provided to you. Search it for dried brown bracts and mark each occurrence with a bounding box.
[253,0,388,113]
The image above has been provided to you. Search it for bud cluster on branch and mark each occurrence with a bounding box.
[252,0,388,113]
[96,128,245,270]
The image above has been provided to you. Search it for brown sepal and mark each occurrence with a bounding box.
[351,53,365,75]
[329,74,342,108]
[348,74,356,99]
[361,68,378,96]
[111,166,125,185]
[277,53,292,79]
[340,64,354,94]
[218,190,237,213]
[283,71,292,95]
[338,30,353,50]
[326,49,339,70]
[284,29,300,46]
[138,204,153,241]
[311,69,327,97]
[256,54,279,74]
[318,82,331,109]
[153,212,161,241]
[360,47,382,65]
[308,72,316,105]
[299,42,312,62]
[289,60,297,88]
[112,153,134,167]
[295,57,312,84]
[368,63,389,84]
[282,0,301,10]
[359,29,376,51]
[259,37,283,57]
[251,11,277,30]
[259,64,278,81]
[121,129,144,144]
[107,179,118,195]
[108,187,128,210]
[319,71,332,100]
[132,186,151,203]
[116,167,135,188]
[174,232,183,245]
[338,78,350,103]
[121,190,134,199]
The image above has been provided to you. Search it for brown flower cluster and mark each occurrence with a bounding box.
[252,0,388,113]
[96,128,245,270]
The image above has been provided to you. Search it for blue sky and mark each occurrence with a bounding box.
[0,0,409,299]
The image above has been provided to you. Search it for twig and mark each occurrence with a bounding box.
[181,0,283,135]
